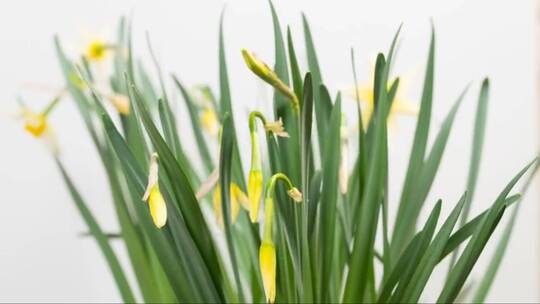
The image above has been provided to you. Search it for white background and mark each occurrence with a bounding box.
[0,0,538,302]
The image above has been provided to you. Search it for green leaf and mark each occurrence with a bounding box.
[299,73,314,302]
[287,27,303,104]
[318,96,341,302]
[392,28,436,260]
[438,159,537,303]
[172,76,214,174]
[302,14,332,154]
[219,113,245,302]
[403,193,468,302]
[219,10,246,190]
[102,114,201,302]
[128,84,225,299]
[439,194,521,261]
[473,161,539,302]
[55,160,136,303]
[388,200,441,303]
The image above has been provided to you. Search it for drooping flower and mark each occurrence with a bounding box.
[142,153,167,229]
[264,118,289,138]
[287,187,303,203]
[258,173,302,303]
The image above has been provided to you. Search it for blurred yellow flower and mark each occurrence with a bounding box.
[18,94,62,154]
[200,107,219,137]
[142,153,167,229]
[85,39,111,62]
[213,183,249,228]
[345,60,417,129]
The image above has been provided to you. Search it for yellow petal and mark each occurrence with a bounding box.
[259,241,276,303]
[148,186,167,228]
[392,97,418,116]
[264,118,289,138]
[214,183,246,228]
[231,183,249,211]
[248,169,263,222]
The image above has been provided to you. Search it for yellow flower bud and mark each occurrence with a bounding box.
[287,187,303,203]
[147,185,167,229]
[241,49,299,112]
[143,153,167,229]
[264,118,289,138]
[259,241,277,303]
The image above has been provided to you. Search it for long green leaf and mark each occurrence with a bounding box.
[473,161,539,302]
[438,159,537,302]
[55,160,135,303]
[219,113,245,302]
[392,28,435,259]
[403,193,468,302]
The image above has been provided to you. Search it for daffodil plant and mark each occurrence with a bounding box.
[24,3,538,304]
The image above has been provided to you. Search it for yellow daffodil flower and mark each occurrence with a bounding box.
[19,94,62,154]
[258,173,302,303]
[241,49,299,112]
[345,60,417,129]
[85,38,113,62]
[200,106,219,137]
[142,153,167,229]
[213,183,249,228]
[23,109,47,137]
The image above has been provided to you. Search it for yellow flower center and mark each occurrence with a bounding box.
[86,40,108,61]
[24,112,47,137]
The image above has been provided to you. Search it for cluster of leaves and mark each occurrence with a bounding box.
[52,3,536,303]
